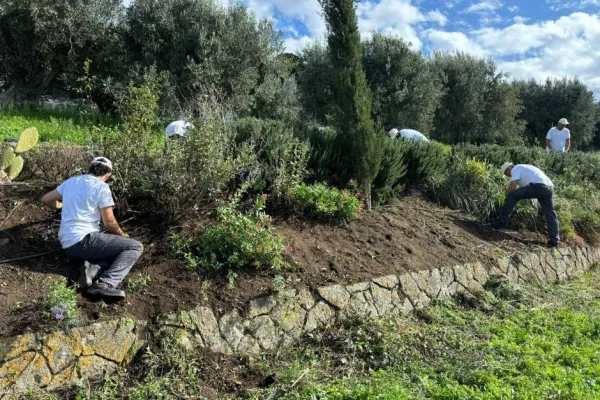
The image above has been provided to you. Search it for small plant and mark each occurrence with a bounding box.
[1,127,39,182]
[176,195,288,277]
[46,277,79,321]
[271,275,287,295]
[126,272,152,293]
[288,183,363,221]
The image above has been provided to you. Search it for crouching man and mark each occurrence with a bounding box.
[491,163,559,247]
[41,157,143,299]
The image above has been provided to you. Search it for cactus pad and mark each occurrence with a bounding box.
[7,156,24,180]
[15,127,39,154]
[1,147,15,169]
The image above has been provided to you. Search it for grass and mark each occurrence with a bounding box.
[0,108,120,145]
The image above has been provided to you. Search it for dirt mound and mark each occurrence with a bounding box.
[0,185,548,338]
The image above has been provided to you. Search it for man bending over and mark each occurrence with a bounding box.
[42,157,143,299]
[491,163,559,247]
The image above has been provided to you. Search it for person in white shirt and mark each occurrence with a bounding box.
[165,120,194,141]
[388,128,430,142]
[41,157,143,299]
[491,163,559,247]
[545,118,571,153]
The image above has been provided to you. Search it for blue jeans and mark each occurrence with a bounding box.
[65,233,143,287]
[499,183,559,245]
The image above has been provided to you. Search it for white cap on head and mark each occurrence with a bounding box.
[500,162,513,175]
[558,118,569,125]
[91,157,113,171]
[388,128,399,138]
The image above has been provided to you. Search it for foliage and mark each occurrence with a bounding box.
[20,144,89,182]
[321,0,382,204]
[402,140,452,187]
[431,52,525,145]
[235,118,309,199]
[288,183,363,221]
[295,123,338,183]
[372,139,408,204]
[46,276,78,321]
[175,195,287,276]
[0,127,39,182]
[429,157,506,220]
[362,33,443,135]
[513,77,600,149]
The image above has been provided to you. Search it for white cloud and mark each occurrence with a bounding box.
[247,0,325,39]
[423,30,486,55]
[464,0,503,14]
[513,16,529,24]
[547,0,600,11]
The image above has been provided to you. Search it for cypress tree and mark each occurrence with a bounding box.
[320,0,382,210]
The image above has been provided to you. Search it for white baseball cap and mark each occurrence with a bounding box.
[91,157,113,171]
[388,128,399,138]
[500,162,513,175]
[558,118,569,125]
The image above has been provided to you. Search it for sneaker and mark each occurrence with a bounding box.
[78,261,97,290]
[490,219,508,230]
[87,282,126,299]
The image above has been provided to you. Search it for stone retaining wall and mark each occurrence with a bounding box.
[0,319,145,397]
[1,246,598,397]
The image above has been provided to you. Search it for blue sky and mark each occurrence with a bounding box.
[124,0,600,95]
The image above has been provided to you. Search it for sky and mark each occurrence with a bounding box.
[124,0,600,96]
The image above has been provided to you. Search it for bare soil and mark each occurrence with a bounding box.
[0,185,554,339]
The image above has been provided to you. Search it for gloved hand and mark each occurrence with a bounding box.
[56,201,62,209]
[122,232,130,238]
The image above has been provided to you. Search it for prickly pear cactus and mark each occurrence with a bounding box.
[15,127,39,153]
[0,127,39,183]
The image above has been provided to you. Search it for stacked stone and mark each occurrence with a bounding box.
[2,246,599,396]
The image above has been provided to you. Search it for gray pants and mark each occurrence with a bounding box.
[65,233,143,287]
[499,183,559,245]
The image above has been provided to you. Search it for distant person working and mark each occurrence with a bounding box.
[166,120,194,141]
[546,118,571,153]
[388,128,430,142]
[491,163,559,248]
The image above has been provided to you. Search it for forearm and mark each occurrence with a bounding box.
[545,140,553,150]
[42,200,60,210]
[104,220,124,236]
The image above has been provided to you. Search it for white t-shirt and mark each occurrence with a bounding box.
[166,120,194,138]
[400,129,430,142]
[546,127,570,152]
[57,175,115,249]
[511,165,554,188]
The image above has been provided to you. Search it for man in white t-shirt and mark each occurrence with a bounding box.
[545,118,571,153]
[166,120,194,142]
[388,128,430,142]
[491,163,559,247]
[41,157,143,299]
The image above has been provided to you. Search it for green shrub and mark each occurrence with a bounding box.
[429,157,506,220]
[288,183,363,221]
[175,196,288,277]
[573,209,600,244]
[46,277,79,321]
[402,140,451,187]
[372,138,407,204]
[235,118,309,199]
[295,123,338,183]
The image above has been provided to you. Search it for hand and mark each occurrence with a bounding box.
[56,201,62,209]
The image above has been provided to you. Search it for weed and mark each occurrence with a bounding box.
[46,277,78,322]
[125,272,151,294]
[288,183,363,221]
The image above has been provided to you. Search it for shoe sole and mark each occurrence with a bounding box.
[86,288,126,299]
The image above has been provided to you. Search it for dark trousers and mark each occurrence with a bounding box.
[499,183,559,244]
[65,232,143,287]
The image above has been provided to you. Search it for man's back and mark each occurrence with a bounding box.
[400,129,429,142]
[57,175,114,249]
[512,164,553,188]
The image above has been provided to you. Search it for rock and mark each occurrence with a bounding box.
[496,257,510,274]
[425,269,442,299]
[188,307,231,354]
[304,302,336,332]
[247,296,278,319]
[249,316,279,351]
[43,330,82,374]
[453,264,468,288]
[79,319,138,363]
[219,310,245,352]
[411,270,430,291]
[317,285,350,310]
[472,262,489,285]
[270,302,306,339]
[372,275,399,290]
[0,334,39,361]
[440,267,454,289]
[555,259,568,282]
[402,297,414,314]
[159,310,196,330]
[77,355,117,378]
[0,352,36,391]
[297,289,316,311]
[370,284,395,317]
[46,365,78,391]
[346,282,371,293]
[506,263,519,284]
[346,291,378,319]
[237,335,260,355]
[447,281,460,296]
[12,354,51,393]
[398,273,420,301]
